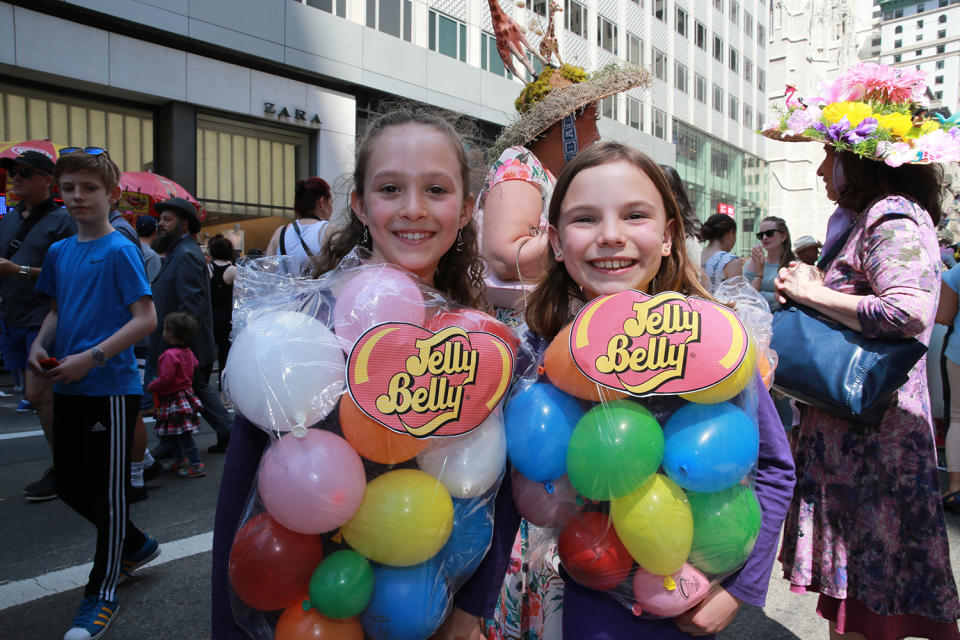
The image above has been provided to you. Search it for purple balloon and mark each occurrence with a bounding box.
[258,429,366,534]
[511,470,581,528]
[333,265,426,346]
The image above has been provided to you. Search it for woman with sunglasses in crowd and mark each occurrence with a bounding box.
[745,216,795,311]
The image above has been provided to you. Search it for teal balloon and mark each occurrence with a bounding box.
[566,400,664,500]
[687,484,762,575]
[307,550,375,619]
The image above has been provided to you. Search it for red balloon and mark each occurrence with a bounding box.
[429,308,519,357]
[558,512,634,590]
[229,513,325,611]
[275,602,364,640]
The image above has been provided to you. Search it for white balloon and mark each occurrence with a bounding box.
[417,411,506,499]
[224,310,345,434]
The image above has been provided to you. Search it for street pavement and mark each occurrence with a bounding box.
[1,374,960,640]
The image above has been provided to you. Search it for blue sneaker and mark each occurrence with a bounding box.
[120,536,160,582]
[17,399,34,413]
[63,595,118,639]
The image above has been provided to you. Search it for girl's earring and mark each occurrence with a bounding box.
[456,227,464,252]
[362,224,369,244]
[555,250,563,260]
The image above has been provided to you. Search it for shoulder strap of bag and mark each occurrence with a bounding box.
[278,223,290,255]
[815,224,855,270]
[5,202,55,260]
[290,220,314,257]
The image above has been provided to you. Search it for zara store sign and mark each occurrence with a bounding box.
[263,101,322,126]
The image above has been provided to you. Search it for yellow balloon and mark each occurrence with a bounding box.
[610,474,693,575]
[680,340,756,404]
[341,469,454,567]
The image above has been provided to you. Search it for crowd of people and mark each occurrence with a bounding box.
[2,57,960,640]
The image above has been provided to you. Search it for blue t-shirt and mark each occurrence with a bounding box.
[943,264,960,365]
[36,231,152,396]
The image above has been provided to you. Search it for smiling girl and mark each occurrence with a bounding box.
[442,143,795,640]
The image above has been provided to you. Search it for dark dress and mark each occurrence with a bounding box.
[210,262,233,388]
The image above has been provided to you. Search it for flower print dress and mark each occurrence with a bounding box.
[779,195,960,638]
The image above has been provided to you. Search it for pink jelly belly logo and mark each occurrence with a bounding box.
[569,291,749,396]
[347,323,514,438]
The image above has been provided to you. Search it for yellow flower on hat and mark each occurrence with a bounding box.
[822,101,874,127]
[876,113,913,139]
[920,120,940,134]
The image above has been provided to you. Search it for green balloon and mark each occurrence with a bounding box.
[566,400,664,500]
[687,484,762,575]
[307,550,375,619]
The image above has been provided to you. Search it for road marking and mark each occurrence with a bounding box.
[0,531,213,611]
[0,429,44,441]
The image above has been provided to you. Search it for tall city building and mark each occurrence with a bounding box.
[3,0,764,249]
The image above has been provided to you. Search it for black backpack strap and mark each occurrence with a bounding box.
[5,202,55,260]
[278,223,290,255]
[290,220,314,257]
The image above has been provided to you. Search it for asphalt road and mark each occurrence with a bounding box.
[1,374,959,640]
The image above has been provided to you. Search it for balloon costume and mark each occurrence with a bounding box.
[222,251,515,640]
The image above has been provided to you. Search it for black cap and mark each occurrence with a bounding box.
[136,215,157,235]
[155,197,201,235]
[0,150,56,175]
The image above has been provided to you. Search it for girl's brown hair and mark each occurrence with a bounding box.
[526,142,711,339]
[757,215,795,269]
[310,107,487,310]
[163,311,199,345]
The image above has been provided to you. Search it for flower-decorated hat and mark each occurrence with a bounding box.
[762,62,960,166]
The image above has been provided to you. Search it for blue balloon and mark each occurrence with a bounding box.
[662,402,759,492]
[438,497,494,582]
[361,559,451,640]
[504,383,585,482]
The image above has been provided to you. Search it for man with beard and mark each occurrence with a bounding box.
[147,198,231,454]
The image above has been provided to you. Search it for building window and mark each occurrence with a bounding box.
[627,96,644,130]
[713,35,724,61]
[675,61,688,92]
[916,49,923,56]
[729,95,739,121]
[367,0,413,41]
[757,68,765,91]
[758,24,765,46]
[714,0,722,10]
[939,14,948,23]
[936,75,945,83]
[695,73,707,102]
[305,0,347,18]
[941,0,948,6]
[744,104,753,127]
[918,18,924,27]
[729,47,739,72]
[654,48,667,80]
[601,95,618,119]
[938,28,947,37]
[937,59,945,69]
[654,108,667,139]
[745,11,753,37]
[894,8,903,17]
[894,39,902,47]
[565,0,587,37]
[730,0,739,24]
[745,58,753,83]
[676,7,688,36]
[711,147,729,178]
[713,84,723,112]
[429,10,467,61]
[895,24,903,33]
[937,44,946,53]
[917,33,924,40]
[695,21,707,48]
[533,0,547,16]
[653,0,667,22]
[627,33,644,65]
[482,32,512,77]
[936,90,944,99]
[894,53,902,62]
[757,112,765,131]
[597,15,618,53]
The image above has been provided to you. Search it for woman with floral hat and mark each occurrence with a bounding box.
[766,63,960,638]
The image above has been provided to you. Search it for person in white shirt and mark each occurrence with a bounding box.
[265,177,332,276]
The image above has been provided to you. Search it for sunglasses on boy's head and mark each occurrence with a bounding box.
[59,147,108,156]
[756,229,779,240]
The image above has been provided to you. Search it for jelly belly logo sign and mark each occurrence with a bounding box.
[347,324,514,437]
[570,291,748,395]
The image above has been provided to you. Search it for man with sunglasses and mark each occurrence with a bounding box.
[0,150,77,502]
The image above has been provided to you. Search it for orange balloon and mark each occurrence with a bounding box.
[275,602,364,640]
[339,395,428,464]
[544,324,627,402]
[757,348,773,389]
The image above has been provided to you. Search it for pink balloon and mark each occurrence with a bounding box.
[631,563,710,617]
[333,265,426,346]
[258,429,366,534]
[511,469,581,528]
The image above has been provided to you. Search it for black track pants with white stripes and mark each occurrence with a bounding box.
[52,394,148,601]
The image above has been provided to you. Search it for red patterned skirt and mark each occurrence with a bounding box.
[155,389,203,436]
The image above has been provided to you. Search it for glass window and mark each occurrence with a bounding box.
[937,59,945,68]
[894,53,902,62]
[601,95,618,119]
[917,33,924,40]
[745,11,753,37]
[713,84,723,112]
[306,0,347,18]
[895,24,903,32]
[695,73,707,102]
[916,48,924,55]
[533,0,547,16]
[730,0,739,24]
[676,7,688,36]
[744,58,753,83]
[757,112,765,131]
[714,35,723,61]
[565,0,587,37]
[711,147,729,178]
[744,104,753,128]
[675,61,688,92]
[597,15,618,53]
[627,96,644,130]
[729,95,738,121]
[895,39,902,47]
[729,47,738,72]
[481,32,512,77]
[937,43,946,52]
[654,0,667,22]
[758,24,765,46]
[936,90,944,99]
[713,0,722,11]
[627,33,644,65]
[894,8,903,17]
[654,48,667,80]
[936,75,944,83]
[368,0,412,40]
[938,28,947,37]
[918,18,924,27]
[757,68,765,91]
[939,13,948,22]
[429,10,467,61]
[654,108,667,139]
[695,21,707,48]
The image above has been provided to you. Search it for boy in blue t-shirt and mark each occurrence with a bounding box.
[27,149,159,640]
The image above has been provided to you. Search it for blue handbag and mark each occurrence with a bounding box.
[769,218,928,424]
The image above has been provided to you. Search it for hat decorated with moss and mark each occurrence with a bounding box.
[761,62,960,167]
